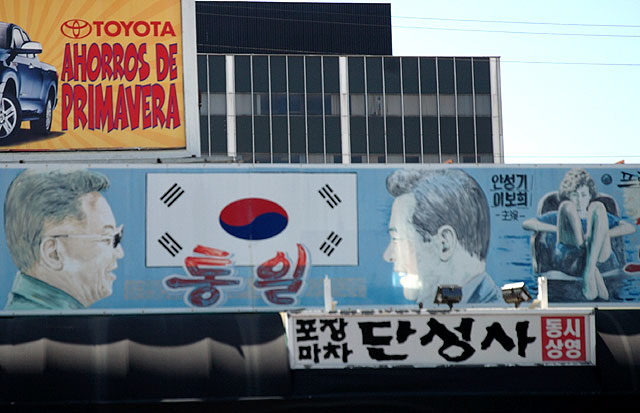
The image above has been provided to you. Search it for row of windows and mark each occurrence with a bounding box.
[238,153,495,164]
[198,54,499,164]
[201,92,491,117]
[349,94,491,117]
[201,114,496,163]
[199,55,492,97]
[347,56,491,95]
[201,93,340,116]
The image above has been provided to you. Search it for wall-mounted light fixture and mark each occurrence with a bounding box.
[501,282,532,308]
[434,285,462,310]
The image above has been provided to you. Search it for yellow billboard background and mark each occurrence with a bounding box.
[0,0,185,151]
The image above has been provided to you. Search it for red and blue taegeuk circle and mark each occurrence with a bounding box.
[219,198,288,240]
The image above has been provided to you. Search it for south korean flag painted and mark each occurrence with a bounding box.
[146,173,358,267]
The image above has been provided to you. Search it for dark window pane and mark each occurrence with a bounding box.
[474,58,491,94]
[290,116,306,153]
[325,117,341,153]
[308,117,324,153]
[236,116,253,153]
[306,56,322,93]
[423,117,438,155]
[289,94,304,115]
[350,117,367,153]
[323,57,339,93]
[404,117,421,154]
[405,155,420,163]
[438,58,455,94]
[235,56,251,93]
[272,94,288,115]
[199,114,210,155]
[307,94,323,115]
[273,154,289,164]
[386,117,403,154]
[288,56,305,93]
[198,55,208,92]
[211,116,227,154]
[272,116,289,153]
[455,58,472,94]
[366,57,383,93]
[348,57,365,93]
[253,56,269,93]
[458,117,475,156]
[254,116,271,153]
[440,117,457,155]
[368,117,384,153]
[198,55,211,155]
[270,56,287,93]
[476,117,493,153]
[209,55,226,93]
[420,57,437,94]
[384,57,401,93]
[291,154,306,164]
[402,57,419,94]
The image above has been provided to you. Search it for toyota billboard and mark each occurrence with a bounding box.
[0,0,198,157]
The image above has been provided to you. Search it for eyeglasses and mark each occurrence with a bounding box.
[48,225,124,248]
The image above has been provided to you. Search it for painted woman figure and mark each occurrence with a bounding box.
[523,168,635,301]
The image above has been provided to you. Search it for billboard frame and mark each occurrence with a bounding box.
[1,162,640,316]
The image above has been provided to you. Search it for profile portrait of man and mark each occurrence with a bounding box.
[4,168,124,310]
[383,168,503,306]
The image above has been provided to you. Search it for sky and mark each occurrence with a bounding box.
[271,0,640,165]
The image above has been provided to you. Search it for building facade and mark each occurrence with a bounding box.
[197,54,503,164]
[195,1,392,55]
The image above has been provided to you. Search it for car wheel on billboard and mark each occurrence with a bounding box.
[31,92,53,135]
[0,91,21,140]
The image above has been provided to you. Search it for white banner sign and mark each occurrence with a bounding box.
[147,172,358,267]
[287,310,595,368]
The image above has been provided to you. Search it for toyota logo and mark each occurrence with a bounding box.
[60,19,92,39]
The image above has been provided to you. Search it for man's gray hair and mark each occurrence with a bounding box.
[4,169,110,272]
[386,168,490,260]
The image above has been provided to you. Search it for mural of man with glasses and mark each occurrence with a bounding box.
[3,168,124,310]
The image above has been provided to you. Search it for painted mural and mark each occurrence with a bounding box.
[1,164,640,314]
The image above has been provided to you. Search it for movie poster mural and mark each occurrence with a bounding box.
[0,0,186,151]
[0,164,639,313]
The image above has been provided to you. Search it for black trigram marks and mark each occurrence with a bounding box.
[318,184,342,208]
[160,183,184,207]
[158,232,183,257]
[319,231,342,256]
